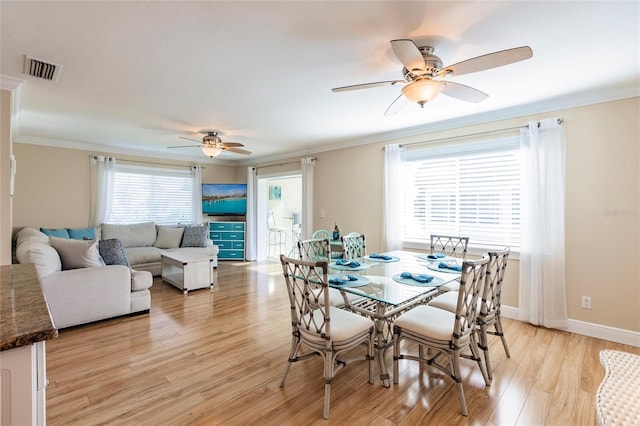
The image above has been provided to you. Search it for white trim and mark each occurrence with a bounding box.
[14,135,240,165]
[0,75,24,91]
[237,89,639,165]
[0,75,24,144]
[7,85,638,166]
[501,305,640,347]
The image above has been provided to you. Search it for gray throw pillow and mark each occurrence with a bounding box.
[98,238,130,267]
[181,225,208,247]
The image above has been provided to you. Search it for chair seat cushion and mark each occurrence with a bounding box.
[301,307,373,343]
[428,291,459,312]
[314,288,362,307]
[394,305,455,341]
[440,279,460,292]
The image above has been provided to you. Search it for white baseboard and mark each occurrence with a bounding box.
[501,305,640,347]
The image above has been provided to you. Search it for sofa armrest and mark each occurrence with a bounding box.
[131,269,153,291]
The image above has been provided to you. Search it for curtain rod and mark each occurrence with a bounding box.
[253,158,316,171]
[89,155,205,169]
[385,118,564,150]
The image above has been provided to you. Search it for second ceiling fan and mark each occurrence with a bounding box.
[169,131,251,158]
[332,39,533,115]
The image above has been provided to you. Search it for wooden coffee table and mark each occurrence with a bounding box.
[161,251,214,294]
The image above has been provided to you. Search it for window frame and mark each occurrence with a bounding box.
[106,163,196,226]
[400,136,521,258]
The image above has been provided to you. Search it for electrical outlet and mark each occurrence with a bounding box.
[581,296,592,310]
[320,210,325,218]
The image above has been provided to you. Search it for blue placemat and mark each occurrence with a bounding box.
[426,261,463,274]
[364,254,400,263]
[329,262,372,271]
[328,274,370,288]
[416,254,456,262]
[392,273,446,287]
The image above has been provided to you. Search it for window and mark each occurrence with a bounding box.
[107,164,194,225]
[401,137,520,250]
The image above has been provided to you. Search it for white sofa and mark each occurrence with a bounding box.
[15,223,219,329]
[100,222,219,276]
[15,227,153,329]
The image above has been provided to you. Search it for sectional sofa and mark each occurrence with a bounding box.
[14,222,219,329]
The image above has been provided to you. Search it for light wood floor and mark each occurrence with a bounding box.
[45,260,639,425]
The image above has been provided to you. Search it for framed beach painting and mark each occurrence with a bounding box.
[269,185,282,200]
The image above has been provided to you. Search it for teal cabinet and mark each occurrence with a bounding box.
[209,221,245,260]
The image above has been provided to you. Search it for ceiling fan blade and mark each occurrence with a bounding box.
[332,80,406,92]
[221,142,244,147]
[384,94,409,116]
[441,81,488,103]
[438,46,533,77]
[390,39,426,72]
[179,136,202,143]
[223,147,251,155]
[167,144,202,149]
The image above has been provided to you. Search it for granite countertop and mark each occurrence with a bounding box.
[1,263,57,351]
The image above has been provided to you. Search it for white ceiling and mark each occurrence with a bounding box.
[1,1,638,164]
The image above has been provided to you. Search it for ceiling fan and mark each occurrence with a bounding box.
[332,39,533,115]
[169,131,251,158]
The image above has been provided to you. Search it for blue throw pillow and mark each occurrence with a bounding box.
[181,225,208,247]
[40,228,70,238]
[98,239,130,267]
[67,227,96,240]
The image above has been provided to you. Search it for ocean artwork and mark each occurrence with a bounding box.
[202,183,247,215]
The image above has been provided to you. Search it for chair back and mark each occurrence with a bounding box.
[453,255,490,347]
[268,211,279,230]
[298,238,331,262]
[280,255,331,346]
[479,248,510,324]
[312,229,330,240]
[341,234,366,261]
[430,234,469,258]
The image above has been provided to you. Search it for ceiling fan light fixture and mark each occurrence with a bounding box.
[401,79,443,106]
[201,146,222,157]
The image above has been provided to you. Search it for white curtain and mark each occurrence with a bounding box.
[301,157,316,240]
[191,165,203,224]
[383,144,406,251]
[89,155,116,227]
[519,117,568,329]
[245,167,257,261]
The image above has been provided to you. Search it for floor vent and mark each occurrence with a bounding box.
[23,55,62,81]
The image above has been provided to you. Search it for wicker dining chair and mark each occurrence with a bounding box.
[311,229,331,240]
[430,234,469,258]
[297,238,331,262]
[297,238,361,308]
[393,255,491,416]
[428,248,511,382]
[341,233,366,261]
[279,255,375,419]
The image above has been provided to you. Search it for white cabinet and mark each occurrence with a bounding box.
[0,341,47,426]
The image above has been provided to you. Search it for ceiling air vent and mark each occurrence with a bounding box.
[23,55,62,81]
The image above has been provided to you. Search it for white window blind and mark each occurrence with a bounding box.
[402,137,520,250]
[107,164,194,225]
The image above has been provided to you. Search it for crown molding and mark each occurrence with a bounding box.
[13,135,242,166]
[239,87,638,166]
[10,83,639,168]
[0,75,24,91]
[0,75,25,144]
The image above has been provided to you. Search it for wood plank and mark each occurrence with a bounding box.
[43,260,637,425]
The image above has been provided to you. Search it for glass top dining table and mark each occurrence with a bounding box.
[327,250,462,387]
